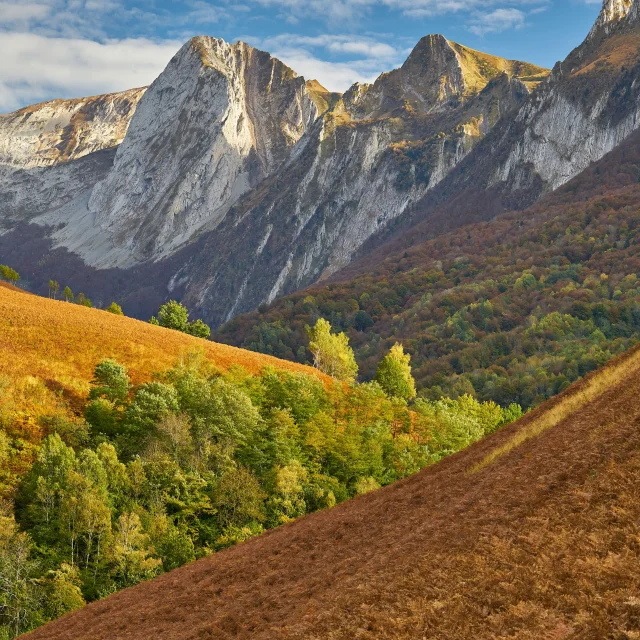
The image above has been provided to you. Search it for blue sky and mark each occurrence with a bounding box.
[0,0,604,112]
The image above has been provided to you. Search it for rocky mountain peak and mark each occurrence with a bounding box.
[343,36,549,121]
[343,35,466,120]
[86,35,324,264]
[588,0,634,38]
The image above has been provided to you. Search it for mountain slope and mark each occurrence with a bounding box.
[0,36,546,326]
[343,0,640,268]
[24,342,640,639]
[218,124,640,408]
[0,283,324,414]
[171,36,546,325]
[0,89,144,226]
[85,37,325,264]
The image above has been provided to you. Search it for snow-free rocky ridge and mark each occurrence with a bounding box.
[342,0,640,269]
[3,2,640,327]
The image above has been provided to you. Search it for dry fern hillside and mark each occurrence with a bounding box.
[25,340,640,639]
[0,283,326,421]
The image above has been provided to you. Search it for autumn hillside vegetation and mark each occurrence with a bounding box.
[0,284,520,638]
[218,128,640,410]
[23,317,640,639]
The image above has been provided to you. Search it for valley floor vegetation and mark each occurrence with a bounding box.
[0,350,521,637]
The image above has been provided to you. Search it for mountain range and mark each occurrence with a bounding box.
[4,0,639,328]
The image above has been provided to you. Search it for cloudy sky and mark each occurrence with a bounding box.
[0,0,603,113]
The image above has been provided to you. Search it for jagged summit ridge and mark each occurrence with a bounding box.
[343,35,548,120]
[585,0,640,40]
[86,36,323,263]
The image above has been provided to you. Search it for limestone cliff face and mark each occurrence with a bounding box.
[172,40,544,325]
[588,0,634,39]
[0,89,144,226]
[0,34,547,326]
[87,37,324,263]
[382,0,640,256]
[0,88,145,169]
[491,1,640,195]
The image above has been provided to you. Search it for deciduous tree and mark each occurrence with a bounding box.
[375,343,417,400]
[308,319,358,382]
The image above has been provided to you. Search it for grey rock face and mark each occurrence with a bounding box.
[172,42,546,326]
[448,0,640,207]
[87,37,323,264]
[0,89,144,226]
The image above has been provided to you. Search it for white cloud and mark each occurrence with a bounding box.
[469,8,526,35]
[0,32,181,112]
[246,33,404,92]
[252,0,550,21]
[0,2,50,25]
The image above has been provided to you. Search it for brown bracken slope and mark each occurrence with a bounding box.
[0,283,324,389]
[24,340,640,639]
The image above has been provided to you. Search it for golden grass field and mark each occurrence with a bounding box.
[0,283,325,428]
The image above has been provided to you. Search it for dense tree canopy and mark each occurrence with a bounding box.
[218,168,640,410]
[1,356,520,637]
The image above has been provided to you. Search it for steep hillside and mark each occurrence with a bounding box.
[24,342,640,639]
[218,127,640,409]
[0,282,322,387]
[2,282,521,638]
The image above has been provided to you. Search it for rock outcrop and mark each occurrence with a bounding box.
[86,37,325,262]
[0,89,145,225]
[353,0,640,267]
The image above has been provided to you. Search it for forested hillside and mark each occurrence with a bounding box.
[218,129,640,409]
[0,285,519,637]
[25,330,640,639]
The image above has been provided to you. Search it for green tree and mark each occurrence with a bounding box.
[0,526,41,638]
[105,302,123,315]
[308,319,358,382]
[89,360,131,405]
[375,343,417,400]
[48,280,60,299]
[150,301,210,339]
[111,513,161,588]
[39,563,85,621]
[62,286,73,303]
[0,265,19,285]
[212,467,266,530]
[187,319,210,339]
[75,293,92,308]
